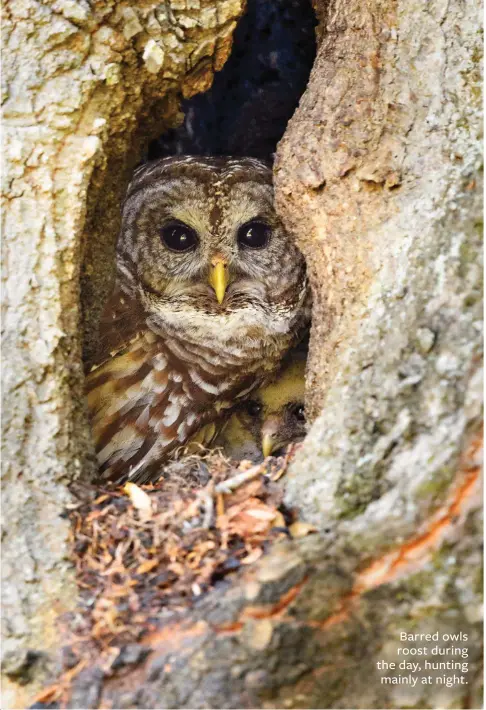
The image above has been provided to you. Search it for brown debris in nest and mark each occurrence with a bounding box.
[40,447,310,704]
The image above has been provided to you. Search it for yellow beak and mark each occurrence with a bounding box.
[209,256,229,304]
[262,433,276,458]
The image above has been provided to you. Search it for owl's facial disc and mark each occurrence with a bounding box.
[119,157,307,333]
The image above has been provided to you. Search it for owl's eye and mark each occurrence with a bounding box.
[237,220,271,249]
[245,400,262,417]
[292,404,306,422]
[161,221,198,252]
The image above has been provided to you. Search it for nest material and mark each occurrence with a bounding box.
[35,447,314,706]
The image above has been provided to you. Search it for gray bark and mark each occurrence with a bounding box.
[1,2,245,706]
[1,0,482,707]
[276,0,483,529]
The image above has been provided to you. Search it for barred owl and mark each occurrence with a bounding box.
[86,156,310,484]
[217,350,307,461]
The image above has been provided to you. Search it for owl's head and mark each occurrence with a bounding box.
[116,156,308,343]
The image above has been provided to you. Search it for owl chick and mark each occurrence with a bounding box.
[86,156,310,484]
[217,354,306,461]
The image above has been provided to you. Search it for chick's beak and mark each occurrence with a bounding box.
[261,416,283,458]
[262,433,276,458]
[209,255,229,304]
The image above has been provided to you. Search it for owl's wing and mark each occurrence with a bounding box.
[85,283,265,483]
[86,332,234,485]
[86,286,147,373]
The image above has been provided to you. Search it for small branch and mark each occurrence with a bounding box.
[214,463,265,495]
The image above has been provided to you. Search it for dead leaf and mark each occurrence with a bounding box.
[245,507,277,521]
[271,511,286,528]
[289,521,318,538]
[136,559,159,575]
[227,478,264,505]
[123,482,153,520]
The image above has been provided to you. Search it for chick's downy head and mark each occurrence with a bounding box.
[218,355,307,460]
[257,357,306,457]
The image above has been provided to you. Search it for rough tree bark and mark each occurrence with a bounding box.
[1,2,245,706]
[2,0,482,708]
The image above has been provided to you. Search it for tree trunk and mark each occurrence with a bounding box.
[2,0,482,708]
[1,2,245,706]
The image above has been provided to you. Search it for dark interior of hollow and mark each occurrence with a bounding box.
[148,0,317,163]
